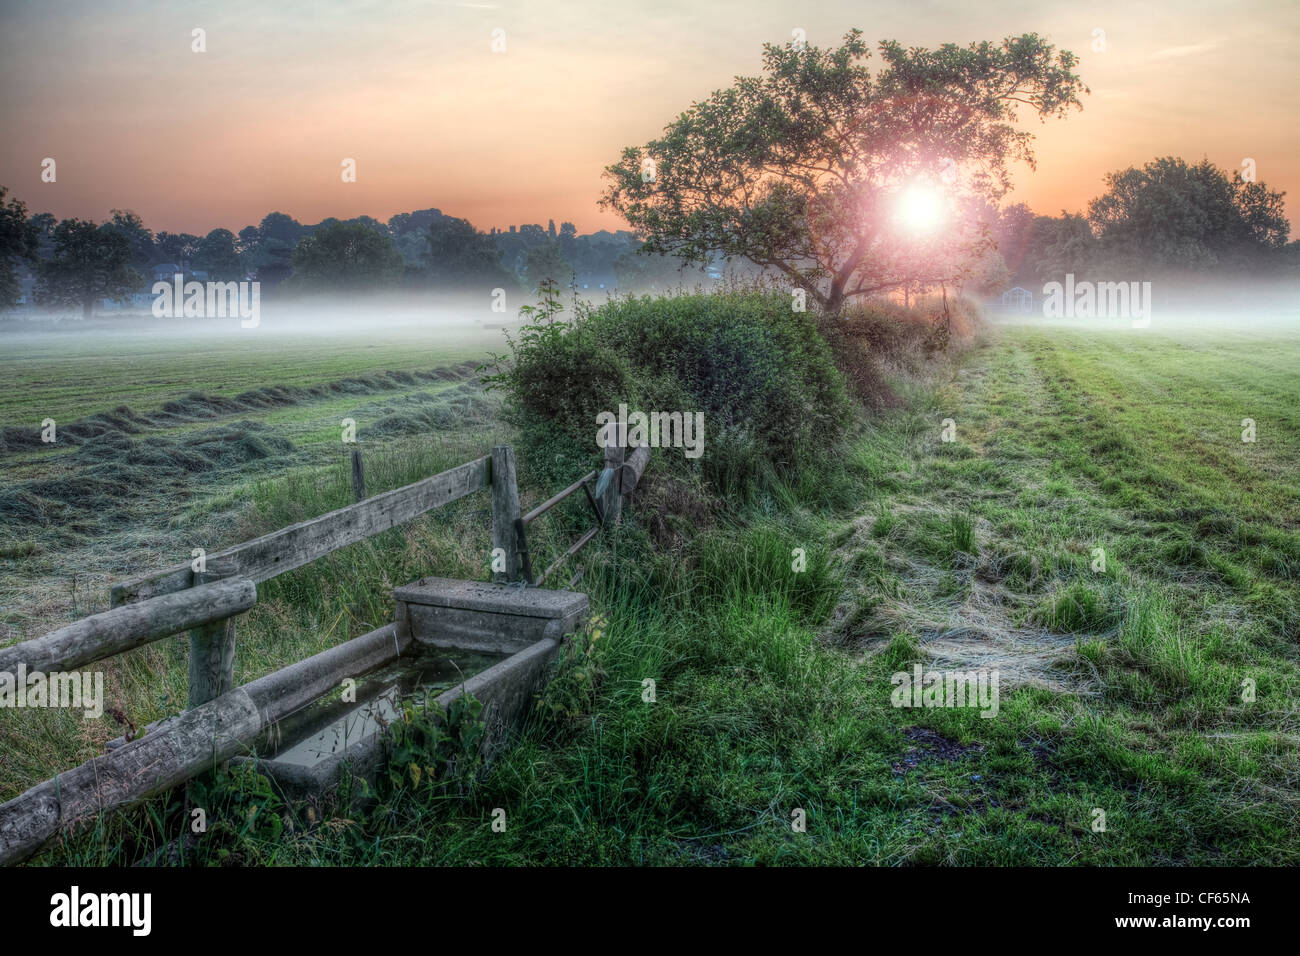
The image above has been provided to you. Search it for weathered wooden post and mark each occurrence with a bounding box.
[188,572,236,708]
[603,442,624,525]
[624,443,651,495]
[491,445,522,582]
[350,448,367,501]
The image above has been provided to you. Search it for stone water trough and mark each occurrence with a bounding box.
[241,577,588,798]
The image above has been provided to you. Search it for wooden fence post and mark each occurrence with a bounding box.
[603,442,624,525]
[623,443,651,495]
[350,448,367,501]
[491,445,522,583]
[188,572,236,708]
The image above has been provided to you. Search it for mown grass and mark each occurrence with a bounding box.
[0,323,503,684]
[0,315,503,425]
[16,317,1300,866]
[0,337,507,803]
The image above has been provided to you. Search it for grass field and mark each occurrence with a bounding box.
[0,311,505,425]
[0,313,519,801]
[4,311,1299,865]
[0,312,510,628]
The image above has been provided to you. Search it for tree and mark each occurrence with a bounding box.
[36,219,142,318]
[389,208,450,267]
[522,240,572,291]
[29,212,55,238]
[235,225,262,265]
[425,217,513,288]
[258,211,306,247]
[558,221,578,260]
[153,231,201,265]
[1026,212,1097,286]
[288,221,403,290]
[1088,157,1289,272]
[955,247,1011,298]
[105,209,154,269]
[387,207,447,238]
[992,202,1038,286]
[342,215,389,235]
[602,31,1087,315]
[194,228,243,280]
[0,187,40,307]
[516,224,548,252]
[257,238,295,287]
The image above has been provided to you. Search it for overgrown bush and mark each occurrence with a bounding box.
[484,285,852,494]
[824,294,982,406]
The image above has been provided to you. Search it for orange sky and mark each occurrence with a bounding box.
[1,0,1296,236]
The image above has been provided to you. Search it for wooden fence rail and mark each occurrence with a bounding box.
[110,454,491,605]
[0,621,408,866]
[0,577,256,676]
[111,453,490,709]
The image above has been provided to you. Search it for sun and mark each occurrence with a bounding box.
[896,184,945,235]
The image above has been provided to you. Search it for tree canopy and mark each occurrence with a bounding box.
[194,228,244,280]
[288,220,404,290]
[522,240,572,291]
[602,30,1088,314]
[0,186,40,307]
[990,158,1293,289]
[35,218,141,318]
[104,209,155,270]
[1087,156,1288,272]
[425,217,513,288]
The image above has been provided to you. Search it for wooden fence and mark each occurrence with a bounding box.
[0,439,650,865]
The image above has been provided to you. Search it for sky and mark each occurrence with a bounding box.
[1,0,1296,237]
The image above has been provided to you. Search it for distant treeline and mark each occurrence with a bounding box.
[1,155,1295,318]
[989,157,1297,292]
[0,196,712,317]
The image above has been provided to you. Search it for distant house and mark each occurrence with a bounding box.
[153,263,181,281]
[1002,286,1033,312]
[5,276,37,314]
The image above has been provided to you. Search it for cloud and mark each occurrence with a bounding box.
[1150,42,1218,60]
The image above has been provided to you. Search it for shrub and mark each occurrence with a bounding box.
[825,294,983,405]
[485,287,852,494]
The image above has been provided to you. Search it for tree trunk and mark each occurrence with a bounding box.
[82,297,94,320]
[825,277,846,318]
